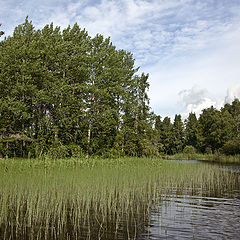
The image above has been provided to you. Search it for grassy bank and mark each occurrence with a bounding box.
[162,153,240,163]
[0,157,239,239]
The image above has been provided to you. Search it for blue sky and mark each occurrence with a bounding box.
[1,0,240,118]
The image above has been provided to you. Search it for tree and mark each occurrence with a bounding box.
[159,117,174,155]
[0,18,154,158]
[198,106,231,153]
[220,99,240,155]
[172,114,184,153]
[185,112,199,149]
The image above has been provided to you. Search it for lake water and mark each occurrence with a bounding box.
[142,162,240,240]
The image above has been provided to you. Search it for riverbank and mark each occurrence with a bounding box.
[162,153,240,163]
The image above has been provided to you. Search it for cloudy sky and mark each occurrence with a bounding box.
[1,0,240,118]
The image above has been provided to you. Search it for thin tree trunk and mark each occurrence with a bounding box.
[86,121,91,158]
[6,141,8,158]
[54,128,59,143]
[86,65,95,158]
[22,122,25,158]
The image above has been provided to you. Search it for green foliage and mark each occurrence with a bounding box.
[172,114,184,153]
[46,143,68,159]
[0,157,238,238]
[205,146,212,154]
[185,112,199,148]
[221,140,240,155]
[0,18,155,158]
[157,116,174,154]
[183,145,196,154]
[67,144,85,158]
[0,142,5,157]
[1,17,240,158]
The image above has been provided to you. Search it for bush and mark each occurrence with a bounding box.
[221,140,240,155]
[205,146,212,154]
[67,144,85,158]
[183,145,196,154]
[47,143,68,159]
[101,148,121,159]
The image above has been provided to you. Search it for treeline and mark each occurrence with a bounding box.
[0,18,155,158]
[0,19,239,158]
[155,99,240,156]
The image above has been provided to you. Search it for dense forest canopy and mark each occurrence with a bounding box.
[0,18,240,158]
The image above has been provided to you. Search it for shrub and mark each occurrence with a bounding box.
[67,144,85,158]
[47,143,68,159]
[205,146,212,154]
[183,145,196,154]
[221,140,240,155]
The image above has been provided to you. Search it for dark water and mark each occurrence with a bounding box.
[143,164,240,240]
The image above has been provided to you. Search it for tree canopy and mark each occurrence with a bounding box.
[0,18,156,158]
[0,18,239,158]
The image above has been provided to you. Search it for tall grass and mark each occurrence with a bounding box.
[0,157,239,239]
[163,153,240,163]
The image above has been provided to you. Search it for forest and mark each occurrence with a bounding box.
[0,18,240,159]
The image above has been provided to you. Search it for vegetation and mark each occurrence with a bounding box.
[155,101,240,159]
[163,153,240,163]
[1,18,239,240]
[0,18,240,159]
[0,18,156,159]
[0,157,239,239]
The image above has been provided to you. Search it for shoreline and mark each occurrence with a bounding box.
[162,153,240,164]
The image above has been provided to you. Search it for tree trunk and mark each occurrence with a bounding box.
[86,121,91,158]
[6,141,8,158]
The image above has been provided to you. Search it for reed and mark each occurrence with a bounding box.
[163,153,240,163]
[0,157,239,239]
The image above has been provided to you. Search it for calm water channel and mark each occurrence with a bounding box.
[142,161,240,240]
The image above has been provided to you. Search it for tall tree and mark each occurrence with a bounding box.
[198,107,229,153]
[185,112,199,149]
[0,18,154,158]
[172,114,184,153]
[159,117,174,155]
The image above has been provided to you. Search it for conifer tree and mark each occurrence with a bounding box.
[172,114,184,153]
[185,112,199,149]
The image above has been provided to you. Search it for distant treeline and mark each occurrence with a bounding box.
[155,99,240,156]
[0,19,239,158]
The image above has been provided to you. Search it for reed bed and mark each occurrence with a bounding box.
[0,157,239,239]
[163,153,240,163]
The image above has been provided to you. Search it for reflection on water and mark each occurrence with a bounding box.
[144,163,240,240]
[147,192,240,239]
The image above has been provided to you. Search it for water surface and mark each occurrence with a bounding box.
[144,162,240,240]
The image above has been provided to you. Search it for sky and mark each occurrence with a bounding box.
[1,0,240,119]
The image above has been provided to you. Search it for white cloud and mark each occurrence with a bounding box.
[185,97,219,117]
[179,85,208,106]
[178,85,224,118]
[225,84,240,104]
[1,0,240,119]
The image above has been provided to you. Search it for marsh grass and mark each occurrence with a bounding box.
[163,153,240,163]
[0,157,239,239]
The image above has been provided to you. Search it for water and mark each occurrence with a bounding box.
[144,163,240,240]
[1,159,240,239]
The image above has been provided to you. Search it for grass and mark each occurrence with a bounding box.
[163,153,240,163]
[0,157,239,239]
